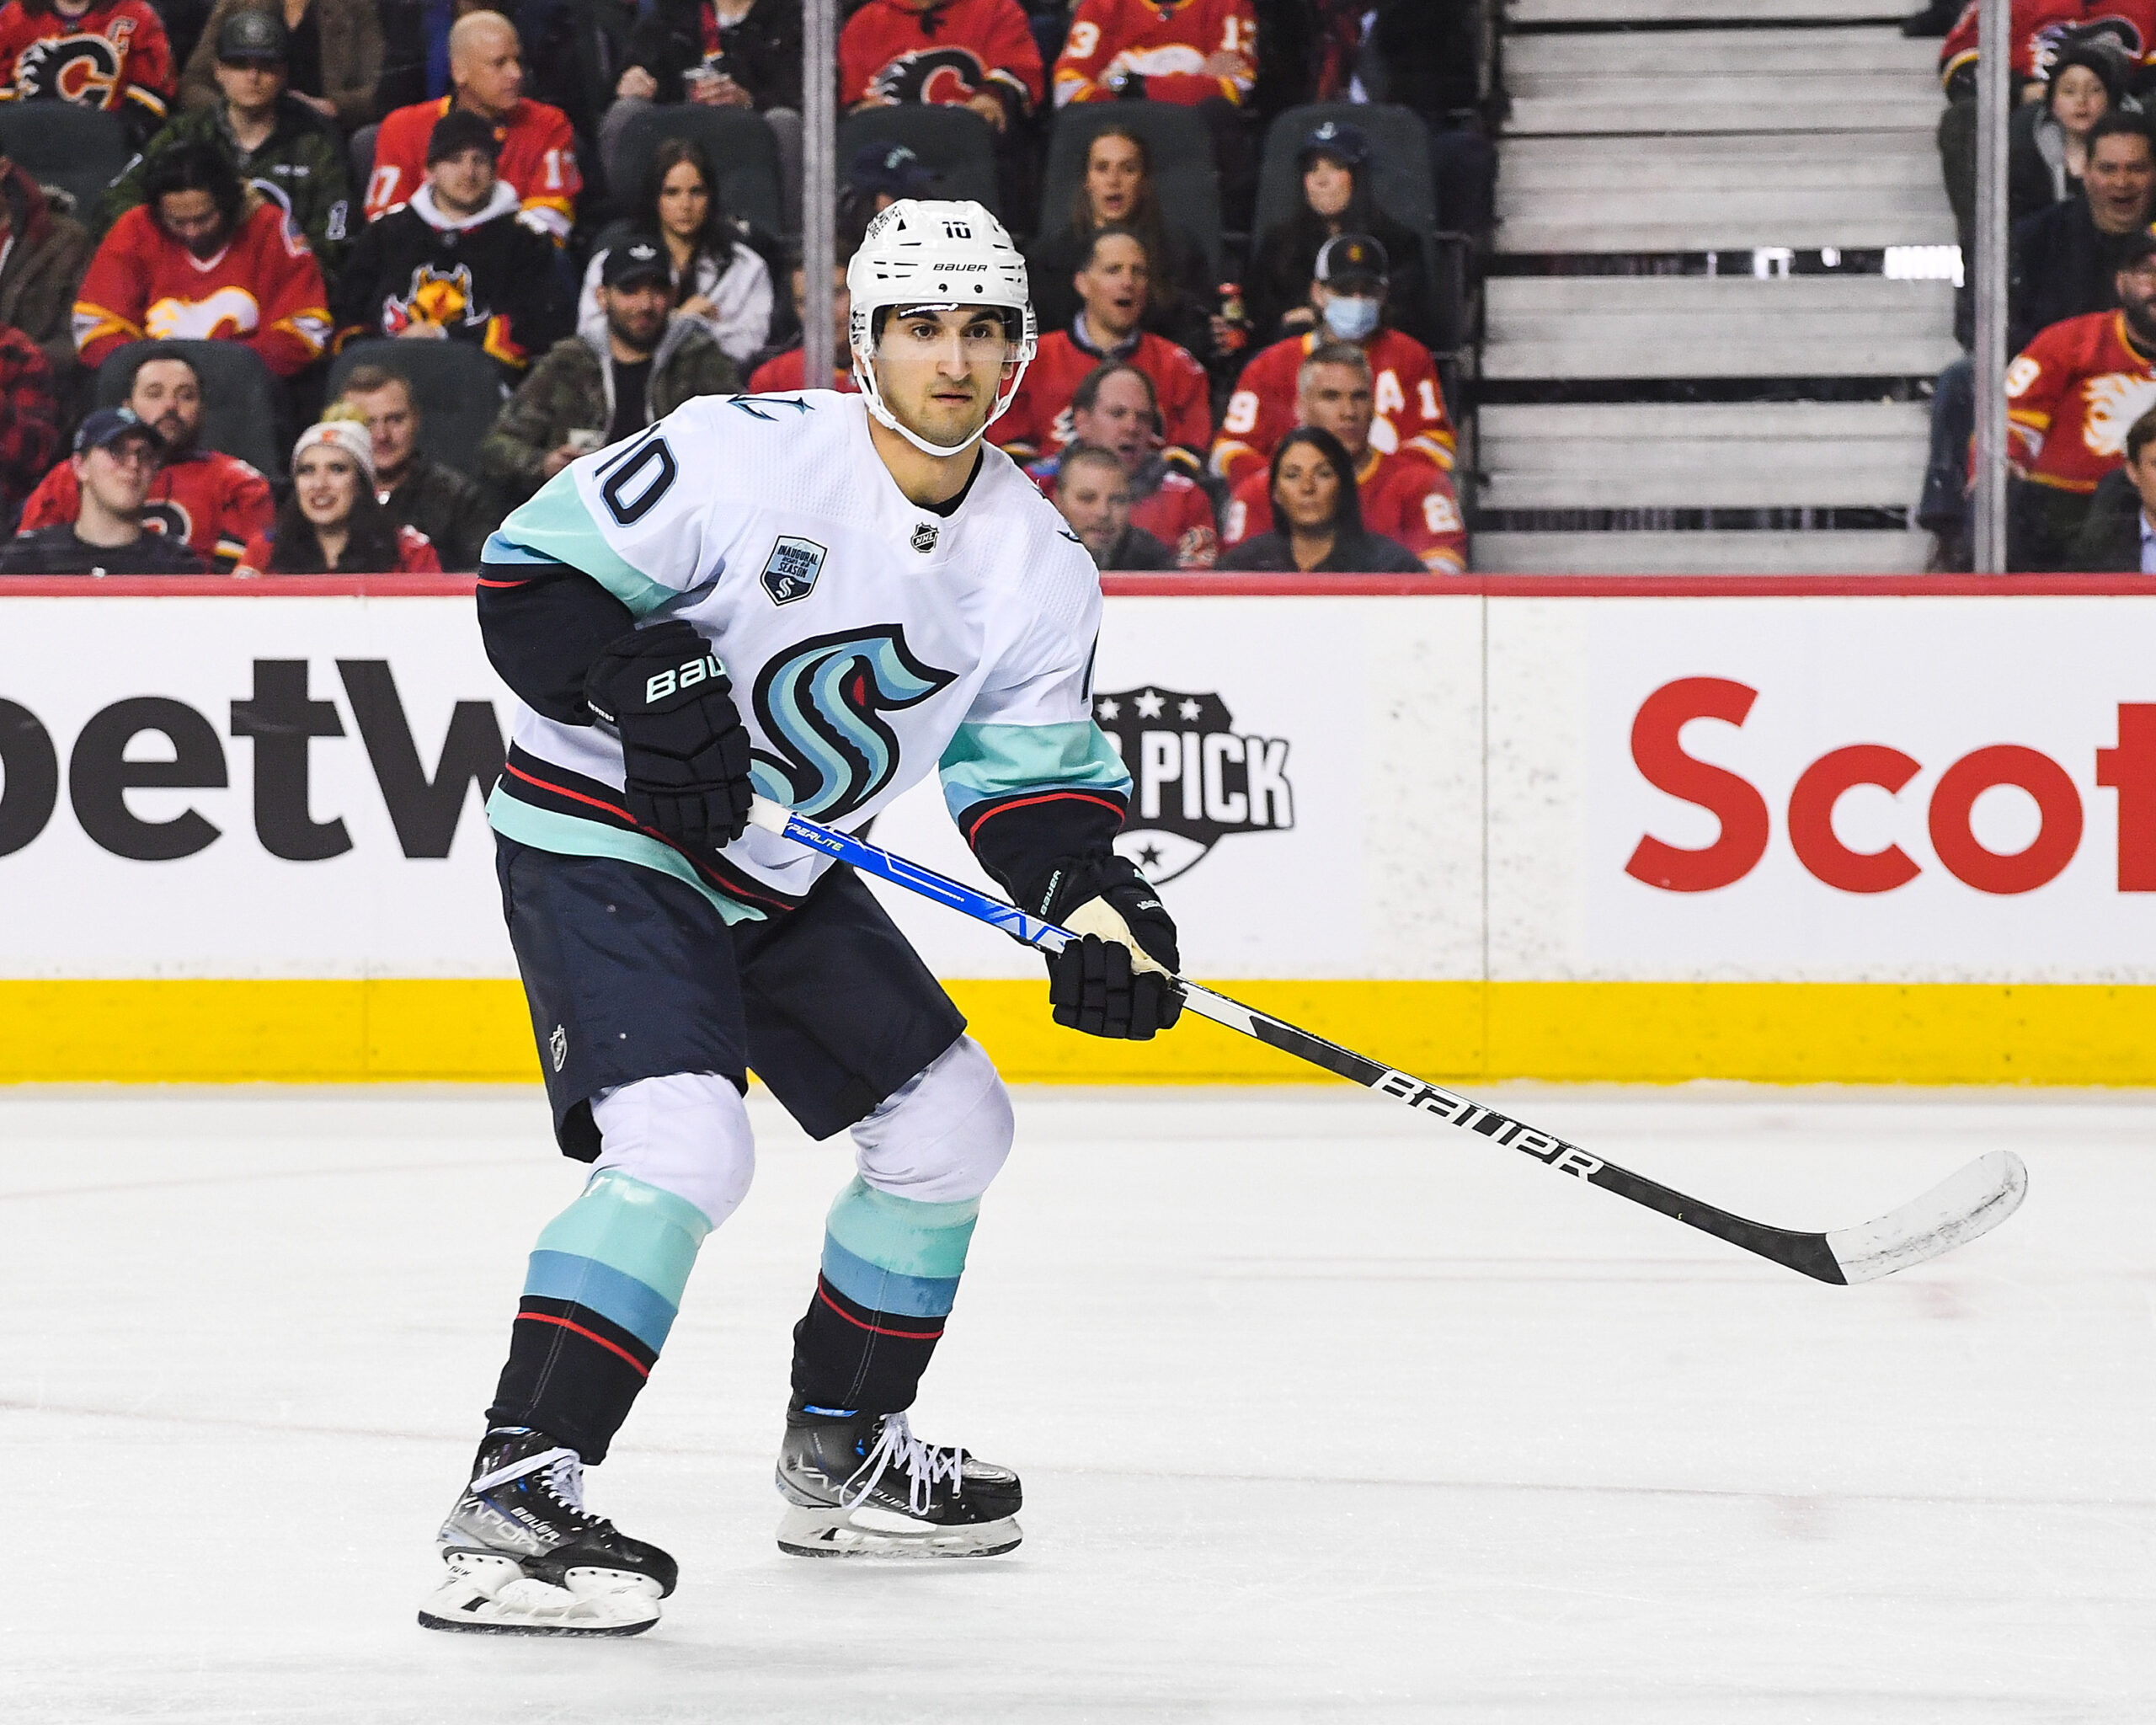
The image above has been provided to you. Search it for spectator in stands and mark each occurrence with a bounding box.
[1051,0,1258,223]
[336,362,494,568]
[482,235,737,499]
[605,0,803,229]
[580,137,771,366]
[2070,403,2156,568]
[0,147,92,378]
[1025,123,1214,360]
[0,324,56,531]
[180,0,381,128]
[0,0,175,143]
[1212,234,1454,489]
[1245,119,1434,351]
[238,411,443,571]
[1220,341,1463,573]
[366,11,581,245]
[2009,45,2127,222]
[1054,441,1174,569]
[334,109,567,375]
[19,345,272,564]
[0,408,205,573]
[75,141,329,375]
[1215,425,1421,573]
[2003,230,2156,569]
[372,0,471,115]
[1025,361,1217,564]
[1001,225,1210,459]
[837,135,933,241]
[747,248,857,393]
[104,8,352,282]
[1363,0,1496,240]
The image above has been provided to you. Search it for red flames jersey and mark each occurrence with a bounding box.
[1210,328,1456,489]
[1940,0,2156,84]
[1054,0,1255,107]
[19,445,271,567]
[0,0,170,122]
[2005,308,2156,492]
[841,0,1044,114]
[747,348,862,395]
[74,200,330,377]
[364,98,581,243]
[997,328,1211,457]
[1221,446,1465,574]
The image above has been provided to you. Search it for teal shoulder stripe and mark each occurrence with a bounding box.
[937,720,1132,823]
[479,533,566,566]
[495,474,677,617]
[486,784,766,925]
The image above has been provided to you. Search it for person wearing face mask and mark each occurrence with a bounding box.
[1209,232,1455,492]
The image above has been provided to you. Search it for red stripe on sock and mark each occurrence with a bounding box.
[816,1284,947,1341]
[517,1310,652,1377]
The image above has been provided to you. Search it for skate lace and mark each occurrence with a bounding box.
[844,1413,965,1517]
[472,1445,589,1518]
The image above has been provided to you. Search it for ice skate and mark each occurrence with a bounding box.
[419,1428,677,1635]
[775,1404,1022,1558]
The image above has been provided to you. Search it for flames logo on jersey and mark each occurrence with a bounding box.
[1091,686,1293,882]
[749,626,957,822]
[2082,371,2156,457]
[146,286,259,340]
[139,499,192,544]
[12,26,128,108]
[386,264,484,334]
[868,46,989,106]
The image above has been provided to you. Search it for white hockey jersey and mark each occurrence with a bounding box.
[483,389,1131,919]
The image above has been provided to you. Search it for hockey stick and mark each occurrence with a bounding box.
[748,798,2027,1286]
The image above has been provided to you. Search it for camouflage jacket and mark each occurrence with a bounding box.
[479,319,740,498]
[99,95,353,280]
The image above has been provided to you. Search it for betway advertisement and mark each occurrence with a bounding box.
[1,586,2151,987]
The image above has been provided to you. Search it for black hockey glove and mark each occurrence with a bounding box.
[1037,854,1182,1040]
[585,621,755,849]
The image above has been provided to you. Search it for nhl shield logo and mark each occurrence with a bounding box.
[910,521,939,553]
[1091,686,1294,882]
[762,536,827,605]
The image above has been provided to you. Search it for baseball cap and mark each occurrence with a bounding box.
[1315,232,1390,289]
[74,406,160,457]
[848,140,935,199]
[2121,227,2156,269]
[427,109,501,165]
[601,238,672,291]
[1298,118,1371,174]
[216,7,286,62]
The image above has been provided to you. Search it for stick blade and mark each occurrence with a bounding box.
[1823,1150,2028,1285]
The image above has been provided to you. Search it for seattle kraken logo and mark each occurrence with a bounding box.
[750,628,956,821]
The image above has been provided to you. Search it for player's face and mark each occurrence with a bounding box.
[345,383,417,475]
[1086,134,1144,223]
[214,57,286,113]
[656,160,710,241]
[295,448,362,527]
[128,360,200,454]
[1071,371,1153,469]
[1275,443,1343,532]
[77,436,157,515]
[155,189,229,259]
[1057,461,1133,559]
[1299,363,1374,457]
[430,147,497,217]
[1303,156,1354,219]
[1076,234,1149,337]
[459,30,524,115]
[873,307,1015,446]
[2087,133,2154,228]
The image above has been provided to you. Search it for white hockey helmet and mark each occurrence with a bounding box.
[847,198,1038,459]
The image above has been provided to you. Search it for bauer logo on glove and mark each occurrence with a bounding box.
[1033,853,1183,1041]
[586,622,757,851]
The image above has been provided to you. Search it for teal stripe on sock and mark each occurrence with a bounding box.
[524,1249,680,1353]
[822,1177,979,1283]
[820,1233,962,1317]
[532,1170,713,1315]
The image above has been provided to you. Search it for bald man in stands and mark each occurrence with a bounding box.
[363,11,581,243]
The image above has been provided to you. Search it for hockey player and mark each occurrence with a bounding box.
[422,197,1182,1637]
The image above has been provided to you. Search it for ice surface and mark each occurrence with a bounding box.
[2,1083,2151,1723]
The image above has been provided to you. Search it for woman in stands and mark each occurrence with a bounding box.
[238,414,440,574]
[578,136,775,366]
[2010,45,2129,222]
[1027,124,1214,355]
[1217,425,1422,574]
[1245,118,1434,350]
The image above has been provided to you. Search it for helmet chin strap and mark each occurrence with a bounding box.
[853,341,1033,462]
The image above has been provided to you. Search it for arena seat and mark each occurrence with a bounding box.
[325,339,510,482]
[1038,102,1221,280]
[839,106,1001,218]
[0,102,131,225]
[611,108,785,239]
[349,122,378,205]
[92,339,284,476]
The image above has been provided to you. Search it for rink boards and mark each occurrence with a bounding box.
[2,573,2153,1085]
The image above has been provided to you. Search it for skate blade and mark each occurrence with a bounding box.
[418,1550,663,1636]
[776,1503,1022,1560]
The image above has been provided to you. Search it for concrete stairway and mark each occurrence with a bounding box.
[1476,0,1956,574]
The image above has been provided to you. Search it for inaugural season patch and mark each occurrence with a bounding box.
[1091,686,1294,882]
[761,536,827,605]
